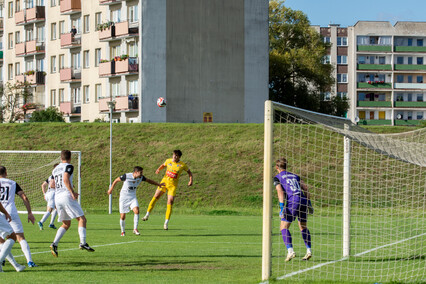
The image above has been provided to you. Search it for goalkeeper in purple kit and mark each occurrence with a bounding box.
[273,158,312,262]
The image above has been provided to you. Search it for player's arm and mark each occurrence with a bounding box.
[0,202,12,222]
[301,180,309,200]
[145,178,165,188]
[63,172,78,200]
[17,189,35,224]
[187,169,193,186]
[274,177,285,218]
[41,181,48,195]
[107,177,122,195]
[155,164,166,174]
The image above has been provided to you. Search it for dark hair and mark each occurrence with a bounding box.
[276,158,287,170]
[53,163,59,168]
[0,166,6,176]
[173,150,182,157]
[61,150,71,161]
[133,166,143,172]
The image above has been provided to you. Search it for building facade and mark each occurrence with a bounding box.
[1,0,268,123]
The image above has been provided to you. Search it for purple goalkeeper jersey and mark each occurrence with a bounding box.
[273,171,305,202]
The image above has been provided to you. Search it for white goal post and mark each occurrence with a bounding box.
[0,150,81,214]
[262,100,425,282]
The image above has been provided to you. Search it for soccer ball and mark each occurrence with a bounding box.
[157,97,166,107]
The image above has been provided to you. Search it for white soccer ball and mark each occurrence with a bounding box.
[157,97,166,107]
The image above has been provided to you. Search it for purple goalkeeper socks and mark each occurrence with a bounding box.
[301,228,311,248]
[281,229,292,249]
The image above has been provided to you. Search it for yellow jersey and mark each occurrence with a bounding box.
[162,158,189,186]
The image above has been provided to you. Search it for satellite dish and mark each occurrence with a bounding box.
[396,114,402,120]
[354,116,360,123]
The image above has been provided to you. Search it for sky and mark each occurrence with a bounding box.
[283,0,426,27]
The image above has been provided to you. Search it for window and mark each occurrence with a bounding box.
[59,21,65,35]
[72,87,81,104]
[397,57,404,64]
[323,37,330,43]
[337,55,347,64]
[26,29,34,41]
[51,0,56,7]
[407,76,412,83]
[51,56,57,73]
[36,58,45,71]
[95,12,102,30]
[323,92,331,101]
[417,57,423,65]
[407,94,412,101]
[15,0,20,11]
[95,84,101,102]
[111,9,121,23]
[15,31,20,44]
[417,112,424,120]
[51,89,56,106]
[111,82,120,97]
[408,57,413,65]
[128,4,139,23]
[8,33,13,49]
[71,18,81,34]
[337,92,347,99]
[83,85,90,103]
[417,94,424,102]
[8,2,13,18]
[95,48,101,67]
[417,76,423,83]
[59,54,65,70]
[358,56,366,64]
[26,60,34,72]
[72,52,81,69]
[322,55,330,64]
[337,73,348,83]
[8,64,13,80]
[407,38,413,46]
[379,57,385,64]
[110,45,121,57]
[417,39,423,47]
[128,80,138,95]
[59,88,65,103]
[397,75,403,83]
[51,23,57,40]
[407,111,412,120]
[37,26,45,43]
[83,15,90,34]
[128,42,138,57]
[15,62,20,76]
[83,50,89,68]
[337,37,347,46]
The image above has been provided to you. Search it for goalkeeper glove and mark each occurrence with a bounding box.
[307,200,314,215]
[279,202,284,219]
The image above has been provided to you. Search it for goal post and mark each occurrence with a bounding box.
[262,100,426,282]
[0,150,81,214]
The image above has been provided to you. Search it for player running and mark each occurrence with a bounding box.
[108,166,165,236]
[38,164,59,230]
[49,150,94,257]
[274,158,312,262]
[142,150,193,230]
[0,166,38,268]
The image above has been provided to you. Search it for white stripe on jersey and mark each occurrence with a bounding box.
[52,162,74,195]
[120,173,146,197]
[0,178,21,215]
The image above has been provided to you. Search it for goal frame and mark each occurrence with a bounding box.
[0,150,82,214]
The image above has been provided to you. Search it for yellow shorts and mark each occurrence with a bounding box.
[158,179,178,196]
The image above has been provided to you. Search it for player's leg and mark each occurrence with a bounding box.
[0,233,17,272]
[49,208,58,229]
[50,220,70,257]
[132,205,140,235]
[164,194,175,230]
[280,220,296,262]
[298,221,312,260]
[16,233,36,267]
[76,215,94,252]
[38,206,52,230]
[120,213,126,236]
[143,189,165,221]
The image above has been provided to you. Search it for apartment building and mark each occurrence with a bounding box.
[2,0,268,123]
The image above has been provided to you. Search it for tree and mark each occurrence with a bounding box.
[29,107,65,122]
[269,1,348,116]
[0,81,33,123]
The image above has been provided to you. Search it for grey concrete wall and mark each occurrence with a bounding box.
[141,0,167,122]
[244,0,269,123]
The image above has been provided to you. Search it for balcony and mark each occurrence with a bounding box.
[394,101,426,107]
[15,10,25,25]
[394,83,426,90]
[25,6,45,24]
[99,96,139,112]
[358,119,392,125]
[15,42,26,56]
[395,46,426,52]
[25,40,45,56]
[99,0,122,5]
[115,57,138,74]
[60,0,81,15]
[99,61,115,77]
[60,68,81,83]
[60,33,81,48]
[99,26,115,41]
[357,82,392,89]
[15,71,45,86]
[357,45,392,52]
[357,101,392,107]
[115,21,138,38]
[394,64,426,71]
[60,101,81,116]
[357,64,392,71]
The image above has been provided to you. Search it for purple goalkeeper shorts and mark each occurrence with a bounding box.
[281,198,308,223]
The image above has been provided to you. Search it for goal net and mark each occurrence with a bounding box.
[0,151,81,214]
[262,101,425,283]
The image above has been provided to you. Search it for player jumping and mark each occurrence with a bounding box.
[142,150,193,230]
[107,166,165,236]
[274,158,312,261]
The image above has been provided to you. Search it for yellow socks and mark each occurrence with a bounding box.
[147,197,158,213]
[165,204,173,220]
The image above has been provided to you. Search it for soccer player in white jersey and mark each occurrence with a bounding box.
[49,150,94,257]
[0,166,37,268]
[37,163,59,230]
[0,200,26,272]
[108,166,165,236]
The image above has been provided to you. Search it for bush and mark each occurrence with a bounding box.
[29,107,65,122]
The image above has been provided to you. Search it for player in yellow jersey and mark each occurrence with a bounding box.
[142,150,193,230]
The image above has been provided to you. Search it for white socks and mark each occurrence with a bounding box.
[53,227,67,245]
[120,219,125,233]
[288,247,295,254]
[19,239,32,263]
[78,227,86,245]
[40,211,51,224]
[134,214,139,230]
[164,219,169,225]
[307,248,312,254]
[50,210,58,225]
[0,239,15,263]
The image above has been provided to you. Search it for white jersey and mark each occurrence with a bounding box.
[0,177,22,215]
[45,176,55,194]
[52,162,74,196]
[119,173,146,198]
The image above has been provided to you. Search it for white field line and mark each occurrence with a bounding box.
[267,232,426,282]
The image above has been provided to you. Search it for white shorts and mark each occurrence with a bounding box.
[45,191,55,209]
[9,212,24,234]
[55,194,84,222]
[119,195,138,214]
[0,214,14,239]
